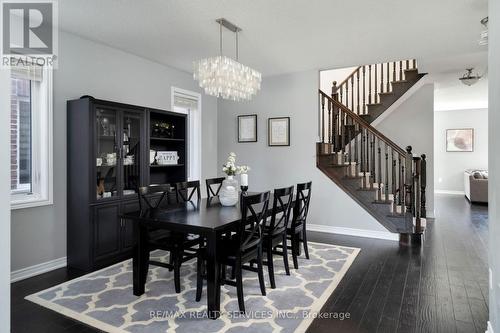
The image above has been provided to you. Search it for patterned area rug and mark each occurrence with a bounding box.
[26,242,359,333]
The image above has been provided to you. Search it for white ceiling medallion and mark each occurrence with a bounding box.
[193,18,262,102]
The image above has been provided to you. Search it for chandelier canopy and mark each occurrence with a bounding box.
[193,18,262,101]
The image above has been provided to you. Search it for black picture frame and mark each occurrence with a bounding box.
[268,117,290,146]
[237,114,258,143]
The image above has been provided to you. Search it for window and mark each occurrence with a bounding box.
[10,66,53,209]
[171,87,201,181]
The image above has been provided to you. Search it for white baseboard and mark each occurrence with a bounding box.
[308,223,399,241]
[435,190,465,195]
[487,321,494,333]
[11,257,67,283]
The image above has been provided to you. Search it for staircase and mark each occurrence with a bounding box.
[330,59,426,122]
[317,59,427,243]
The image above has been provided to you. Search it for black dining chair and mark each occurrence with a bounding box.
[174,180,201,202]
[261,185,294,288]
[205,177,225,198]
[138,184,201,293]
[196,191,270,312]
[287,181,312,269]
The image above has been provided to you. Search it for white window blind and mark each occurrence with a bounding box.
[11,66,43,82]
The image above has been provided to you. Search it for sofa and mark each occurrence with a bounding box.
[464,169,488,203]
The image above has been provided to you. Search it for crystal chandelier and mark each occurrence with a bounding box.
[193,18,262,101]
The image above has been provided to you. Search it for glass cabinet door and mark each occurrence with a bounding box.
[121,111,142,197]
[95,107,119,200]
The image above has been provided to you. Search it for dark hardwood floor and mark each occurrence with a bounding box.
[11,194,489,333]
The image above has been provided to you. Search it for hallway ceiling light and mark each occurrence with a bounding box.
[459,68,481,86]
[193,18,261,102]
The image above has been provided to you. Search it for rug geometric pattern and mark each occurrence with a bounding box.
[26,242,359,333]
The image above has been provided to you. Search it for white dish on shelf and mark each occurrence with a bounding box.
[123,190,135,195]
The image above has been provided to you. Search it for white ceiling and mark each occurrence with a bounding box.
[58,0,488,76]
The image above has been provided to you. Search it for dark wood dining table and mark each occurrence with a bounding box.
[122,196,259,319]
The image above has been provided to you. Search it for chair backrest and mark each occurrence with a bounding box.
[291,181,312,228]
[138,184,171,214]
[175,180,201,202]
[238,191,270,253]
[268,186,294,235]
[205,177,225,198]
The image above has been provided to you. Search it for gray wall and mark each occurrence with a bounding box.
[0,61,11,331]
[489,0,500,330]
[434,108,488,193]
[11,31,218,272]
[218,70,394,233]
[374,84,435,217]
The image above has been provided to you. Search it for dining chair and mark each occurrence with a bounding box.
[261,185,294,289]
[138,184,201,293]
[205,177,225,198]
[174,180,201,202]
[287,181,312,269]
[196,191,270,312]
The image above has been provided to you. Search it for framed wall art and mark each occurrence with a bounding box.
[268,117,290,146]
[446,128,474,152]
[238,114,257,142]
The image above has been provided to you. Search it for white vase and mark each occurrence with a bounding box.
[219,175,239,206]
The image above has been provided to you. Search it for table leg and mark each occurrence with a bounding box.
[133,223,149,296]
[206,231,221,319]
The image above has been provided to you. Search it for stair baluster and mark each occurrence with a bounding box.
[347,117,352,176]
[362,66,366,114]
[356,70,360,114]
[399,60,403,81]
[398,155,403,207]
[392,61,396,83]
[412,59,416,69]
[385,144,389,201]
[406,59,410,71]
[386,62,390,92]
[321,94,325,144]
[377,141,382,201]
[361,129,366,187]
[414,156,422,232]
[392,149,397,214]
[374,63,378,103]
[351,77,354,113]
[368,65,372,105]
[421,154,427,218]
[405,146,413,214]
[380,63,385,94]
[353,123,358,175]
[370,134,375,188]
[345,80,349,110]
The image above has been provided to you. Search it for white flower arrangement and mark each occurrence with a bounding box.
[222,152,250,176]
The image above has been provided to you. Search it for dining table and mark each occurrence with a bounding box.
[122,195,282,319]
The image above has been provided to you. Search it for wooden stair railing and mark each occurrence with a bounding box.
[331,59,417,116]
[318,90,426,234]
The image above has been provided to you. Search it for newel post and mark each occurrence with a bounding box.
[405,146,413,214]
[420,154,427,218]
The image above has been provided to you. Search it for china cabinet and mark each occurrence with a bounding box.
[67,96,187,271]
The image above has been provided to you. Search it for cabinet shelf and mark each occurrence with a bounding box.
[150,137,185,142]
[149,164,185,168]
